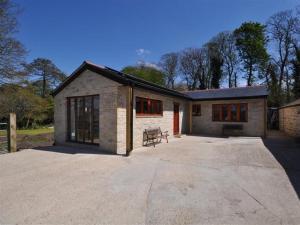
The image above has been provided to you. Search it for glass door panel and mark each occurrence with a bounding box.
[93,96,100,143]
[67,95,99,144]
[84,96,92,143]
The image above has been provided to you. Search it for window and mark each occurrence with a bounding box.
[192,104,201,116]
[212,103,248,122]
[136,97,163,116]
[67,95,99,144]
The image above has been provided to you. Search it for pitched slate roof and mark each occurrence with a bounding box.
[52,61,188,99]
[52,61,268,100]
[279,99,300,109]
[184,85,268,100]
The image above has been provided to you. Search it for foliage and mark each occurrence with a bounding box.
[179,48,206,90]
[234,22,269,86]
[292,44,300,99]
[205,41,224,89]
[25,58,66,97]
[121,64,164,86]
[0,127,53,136]
[0,84,51,127]
[211,31,239,87]
[159,52,178,89]
[0,0,26,84]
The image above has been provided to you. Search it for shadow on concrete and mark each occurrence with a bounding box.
[263,130,300,199]
[33,145,125,156]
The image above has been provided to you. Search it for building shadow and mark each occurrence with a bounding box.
[32,145,125,156]
[262,130,300,199]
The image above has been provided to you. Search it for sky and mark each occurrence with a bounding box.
[14,0,300,75]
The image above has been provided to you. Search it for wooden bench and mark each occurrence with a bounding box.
[143,127,169,147]
[222,124,243,136]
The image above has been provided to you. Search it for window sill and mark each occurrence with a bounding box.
[212,121,248,123]
[136,115,163,118]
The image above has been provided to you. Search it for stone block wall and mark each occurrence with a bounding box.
[191,98,266,137]
[132,88,189,149]
[54,69,123,153]
[279,105,300,137]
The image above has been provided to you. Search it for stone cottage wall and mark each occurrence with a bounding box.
[54,69,126,154]
[279,105,300,137]
[132,88,189,149]
[191,98,266,137]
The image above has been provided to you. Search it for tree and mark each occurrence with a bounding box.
[121,64,164,86]
[159,52,178,89]
[212,31,239,87]
[25,58,66,98]
[291,44,300,98]
[205,40,224,89]
[0,84,49,127]
[0,0,26,84]
[234,22,269,86]
[179,48,205,90]
[267,10,298,100]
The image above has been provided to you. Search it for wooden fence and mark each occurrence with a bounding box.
[0,113,16,153]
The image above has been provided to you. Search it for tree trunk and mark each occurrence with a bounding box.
[234,72,237,87]
[26,117,30,128]
[286,71,290,102]
[42,72,46,98]
[248,65,253,86]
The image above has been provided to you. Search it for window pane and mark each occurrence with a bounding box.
[240,104,247,122]
[213,105,221,121]
[143,100,148,113]
[158,101,162,115]
[192,104,201,116]
[150,101,156,114]
[136,98,141,114]
[231,104,238,121]
[222,105,229,121]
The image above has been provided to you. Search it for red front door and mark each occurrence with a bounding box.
[173,103,179,135]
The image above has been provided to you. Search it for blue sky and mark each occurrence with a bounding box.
[15,0,299,75]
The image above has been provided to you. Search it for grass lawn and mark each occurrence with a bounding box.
[0,127,54,137]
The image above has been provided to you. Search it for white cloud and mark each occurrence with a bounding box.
[137,60,161,70]
[136,48,151,57]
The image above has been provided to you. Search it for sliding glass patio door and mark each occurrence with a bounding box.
[67,95,99,144]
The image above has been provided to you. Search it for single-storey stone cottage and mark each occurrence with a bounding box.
[53,61,268,155]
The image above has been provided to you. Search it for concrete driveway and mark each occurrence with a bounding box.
[0,135,300,224]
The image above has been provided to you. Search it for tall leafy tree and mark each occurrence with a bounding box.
[179,48,206,90]
[212,31,239,87]
[267,10,298,101]
[121,64,164,86]
[205,41,224,89]
[0,0,26,84]
[0,84,49,127]
[25,58,66,98]
[234,22,269,86]
[159,52,178,89]
[291,44,300,98]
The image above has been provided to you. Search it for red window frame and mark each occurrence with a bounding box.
[192,104,201,116]
[136,97,163,116]
[212,103,248,122]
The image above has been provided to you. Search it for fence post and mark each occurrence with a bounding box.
[8,113,16,152]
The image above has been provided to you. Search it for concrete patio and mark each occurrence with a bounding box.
[0,135,300,224]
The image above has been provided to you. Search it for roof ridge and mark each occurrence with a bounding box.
[183,85,266,93]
